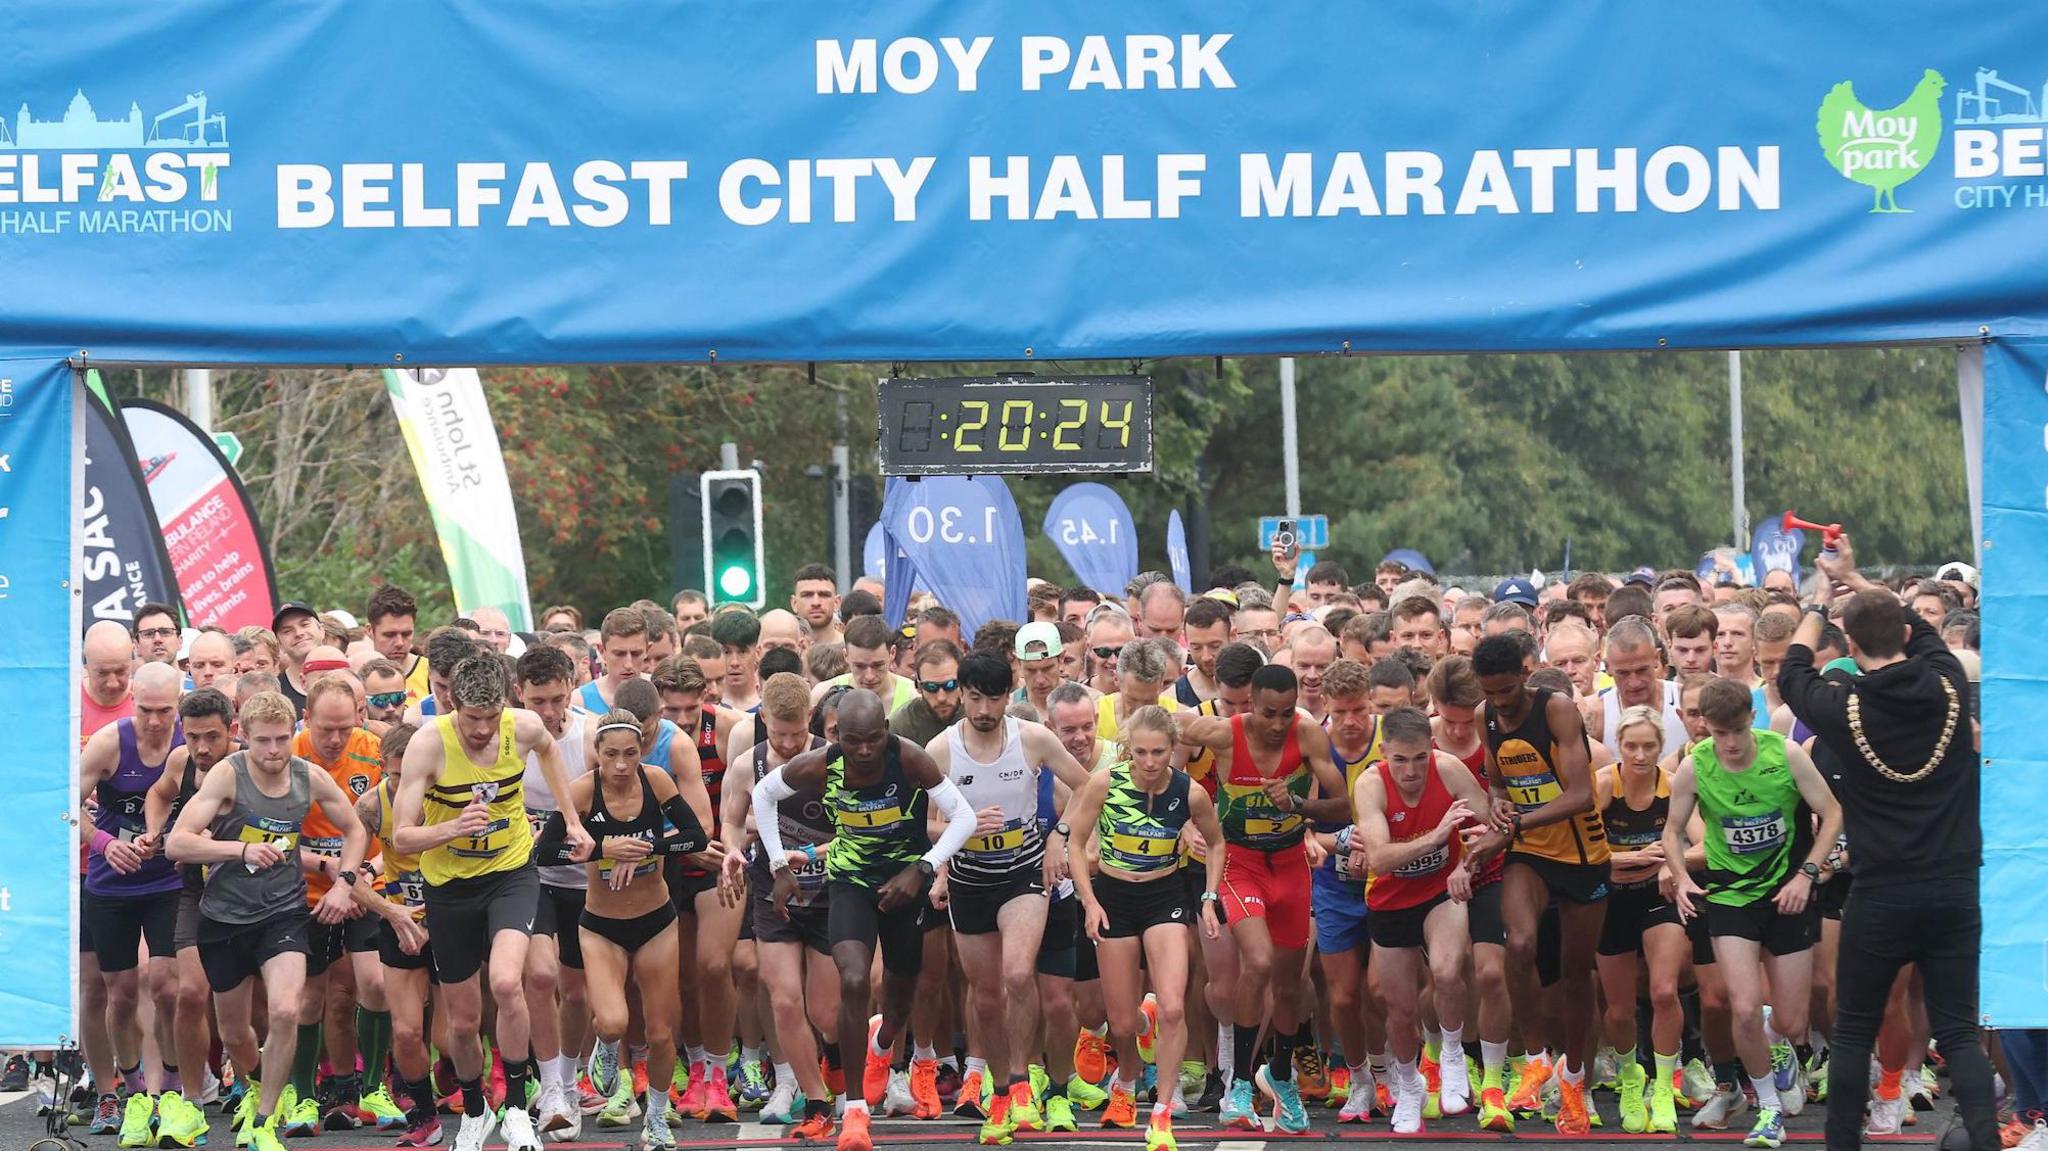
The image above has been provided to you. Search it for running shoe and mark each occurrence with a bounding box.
[1783,1061,1808,1117]
[1008,1082,1042,1133]
[396,1112,444,1148]
[1136,995,1158,1065]
[248,1117,288,1151]
[863,1018,890,1107]
[1647,1071,1679,1134]
[1218,1078,1257,1131]
[1256,1065,1310,1134]
[1506,1054,1550,1115]
[1808,1049,1831,1104]
[1337,1081,1373,1123]
[589,1043,622,1099]
[701,1066,739,1122]
[1293,1047,1330,1102]
[955,1069,987,1119]
[1192,1071,1223,1114]
[1594,1047,1621,1091]
[576,1073,606,1116]
[450,1110,495,1151]
[1073,1030,1110,1086]
[232,1081,260,1145]
[676,1061,708,1119]
[117,1091,156,1148]
[157,1091,210,1149]
[792,1107,836,1143]
[1101,1081,1137,1129]
[1144,1111,1177,1151]
[1477,1085,1515,1132]
[736,1060,771,1110]
[1770,1041,1797,1093]
[324,1074,364,1130]
[1065,1073,1108,1111]
[1044,1094,1077,1132]
[362,1083,409,1131]
[1555,1077,1592,1136]
[499,1103,542,1151]
[836,1106,871,1151]
[1391,1072,1425,1136]
[1911,1067,1939,1112]
[909,1058,942,1120]
[0,1054,30,1092]
[91,1092,124,1136]
[596,1077,639,1128]
[1619,1062,1649,1132]
[1177,1061,1204,1101]
[1328,1063,1351,1106]
[1745,1106,1786,1149]
[1694,1084,1750,1130]
[760,1083,801,1125]
[1867,1082,1909,1136]
[1420,1051,1442,1120]
[283,1085,320,1137]
[977,1092,1014,1146]
[881,1068,917,1119]
[641,1096,677,1151]
[1680,1059,1714,1109]
[1440,1047,1473,1117]
[930,1062,956,1107]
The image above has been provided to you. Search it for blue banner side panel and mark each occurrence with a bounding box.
[0,360,77,1046]
[1981,337,2048,1027]
[0,2,2043,362]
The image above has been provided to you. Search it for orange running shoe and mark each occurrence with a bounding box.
[1375,1078,1394,1117]
[1074,1031,1109,1086]
[910,1058,942,1120]
[955,1070,988,1120]
[1329,1064,1352,1103]
[1507,1055,1551,1114]
[863,1018,890,1107]
[837,1106,873,1151]
[822,1059,846,1101]
[1555,1078,1591,1136]
[633,1058,652,1100]
[702,1065,739,1122]
[1102,1082,1137,1129]
[793,1109,837,1143]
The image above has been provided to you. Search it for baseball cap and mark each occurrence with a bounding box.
[1933,561,1978,589]
[1014,621,1061,663]
[272,601,317,631]
[1623,566,1658,588]
[326,609,360,631]
[1492,578,1539,608]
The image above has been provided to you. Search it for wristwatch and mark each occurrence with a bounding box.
[1052,821,1071,839]
[1199,891,1220,903]
[339,869,359,886]
[916,859,936,879]
[1799,861,1822,881]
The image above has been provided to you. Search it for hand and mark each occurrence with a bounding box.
[1303,834,1328,869]
[1042,837,1070,887]
[1488,796,1518,833]
[605,836,652,862]
[563,823,596,863]
[876,862,929,913]
[1271,539,1299,583]
[1667,867,1704,923]
[1199,898,1221,940]
[240,840,286,869]
[973,806,1005,837]
[928,870,951,911]
[1083,900,1109,943]
[390,914,429,956]
[103,837,147,875]
[1774,872,1814,916]
[130,832,159,859]
[771,869,800,921]
[313,882,354,926]
[1347,843,1370,878]
[1435,799,1475,842]
[1459,824,1504,860]
[1448,867,1474,903]
[451,799,492,839]
[719,846,748,894]
[1261,777,1298,809]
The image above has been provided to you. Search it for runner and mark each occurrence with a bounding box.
[166,690,370,1151]
[1066,704,1226,1151]
[363,658,411,725]
[1134,581,1187,642]
[366,585,426,704]
[1046,682,1119,1115]
[273,602,324,713]
[1177,664,1352,1133]
[790,564,844,647]
[673,589,711,636]
[140,687,241,1149]
[1355,707,1495,1134]
[1584,617,1692,755]
[351,723,443,1149]
[535,708,719,1151]
[1665,604,1720,679]
[1593,705,1697,1135]
[1474,633,1611,1135]
[718,674,839,1137]
[889,640,964,748]
[1306,658,1383,1124]
[1084,609,1135,696]
[580,607,651,713]
[134,602,183,666]
[188,629,239,692]
[1173,597,1234,705]
[926,653,1091,1144]
[712,611,765,713]
[1096,637,1180,742]
[1012,622,1069,718]
[748,689,978,1151]
[1664,678,1843,1150]
[77,661,185,1146]
[1283,625,1338,723]
[812,615,916,712]
[392,654,594,1151]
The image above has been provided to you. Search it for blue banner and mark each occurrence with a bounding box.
[884,475,1027,645]
[864,521,888,581]
[1750,514,1807,583]
[0,360,77,1045]
[1981,337,2048,1026]
[1043,482,1137,596]
[1167,510,1192,594]
[0,3,2042,363]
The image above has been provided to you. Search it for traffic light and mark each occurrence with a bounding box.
[701,469,764,608]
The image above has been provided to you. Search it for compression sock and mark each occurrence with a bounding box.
[1216,1024,1235,1085]
[403,1077,433,1123]
[161,1064,181,1094]
[1270,1026,1296,1082]
[459,1076,485,1118]
[357,1008,392,1088]
[291,1025,323,1098]
[1232,1025,1260,1080]
[503,1057,530,1106]
[1680,987,1704,1064]
[121,1064,144,1094]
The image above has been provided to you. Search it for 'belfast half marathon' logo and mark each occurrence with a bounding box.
[1815,69,1946,213]
[0,87,232,236]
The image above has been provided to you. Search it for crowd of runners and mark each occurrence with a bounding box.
[40,538,2011,1151]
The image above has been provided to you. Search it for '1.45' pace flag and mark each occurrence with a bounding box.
[120,399,278,632]
[382,368,533,630]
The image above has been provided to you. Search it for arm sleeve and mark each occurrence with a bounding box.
[533,811,597,866]
[752,768,797,871]
[920,776,976,868]
[655,795,710,856]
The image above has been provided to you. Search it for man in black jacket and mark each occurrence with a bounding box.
[1779,537,1991,1151]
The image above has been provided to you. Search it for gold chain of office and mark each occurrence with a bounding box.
[1845,677,1960,784]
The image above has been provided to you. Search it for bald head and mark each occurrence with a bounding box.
[83,620,136,706]
[471,606,513,652]
[85,620,135,663]
[132,660,182,700]
[187,630,237,691]
[305,644,349,671]
[759,609,808,654]
[837,688,885,735]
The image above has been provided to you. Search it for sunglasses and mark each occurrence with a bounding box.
[918,678,959,694]
[368,691,407,710]
[1091,645,1126,661]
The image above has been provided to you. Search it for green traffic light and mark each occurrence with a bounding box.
[719,564,754,599]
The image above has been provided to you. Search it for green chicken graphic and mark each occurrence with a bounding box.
[1817,69,1947,212]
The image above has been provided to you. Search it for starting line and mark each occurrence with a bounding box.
[280,1128,1940,1150]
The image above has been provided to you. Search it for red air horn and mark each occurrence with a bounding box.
[1782,511,1844,558]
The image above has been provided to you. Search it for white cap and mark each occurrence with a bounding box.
[326,608,360,630]
[1014,621,1062,662]
[1933,561,1978,589]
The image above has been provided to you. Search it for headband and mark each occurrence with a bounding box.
[597,720,643,739]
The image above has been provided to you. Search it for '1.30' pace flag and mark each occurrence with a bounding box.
[885,475,1027,646]
[120,399,278,632]
[383,368,534,630]
[83,375,181,627]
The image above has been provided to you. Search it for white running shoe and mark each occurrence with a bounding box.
[1338,1082,1375,1123]
[759,1082,800,1125]
[641,1092,675,1151]
[500,1104,543,1151]
[549,1104,582,1144]
[1781,1064,1807,1117]
[1439,1051,1473,1116]
[1693,1085,1749,1131]
[536,1083,575,1135]
[1392,1071,1426,1135]
[881,1068,917,1117]
[200,1068,223,1107]
[1865,1092,1908,1136]
[452,1111,497,1151]
[1681,1059,1717,1107]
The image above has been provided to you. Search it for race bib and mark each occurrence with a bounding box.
[1506,771,1560,812]
[1333,848,1367,883]
[1722,812,1788,855]
[525,806,552,840]
[1392,842,1450,878]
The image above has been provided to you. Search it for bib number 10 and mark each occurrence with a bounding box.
[904,504,998,546]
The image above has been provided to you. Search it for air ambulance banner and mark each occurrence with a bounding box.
[0,2,2043,363]
[120,399,278,631]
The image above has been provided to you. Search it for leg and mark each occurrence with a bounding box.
[1761,947,1814,1050]
[831,941,878,1098]
[1711,935,1772,1081]
[1319,947,1369,1068]
[257,952,310,1119]
[1374,945,1425,1064]
[953,931,1011,1080]
[1643,926,1689,1057]
[1917,897,1999,1151]
[174,948,214,1095]
[1553,898,1605,1071]
[1499,865,1548,1055]
[692,886,746,1067]
[486,929,535,1069]
[388,967,433,1083]
[214,979,260,1085]
[438,976,486,1080]
[995,896,1049,1083]
[1095,937,1147,1074]
[1596,952,1642,1055]
[583,931,632,1048]
[631,922,685,1097]
[103,966,144,1082]
[1139,924,1191,1097]
[524,934,563,1069]
[758,941,826,1100]
[1824,893,1910,1151]
[144,956,181,1090]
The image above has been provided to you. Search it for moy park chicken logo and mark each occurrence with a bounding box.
[1816,69,1946,213]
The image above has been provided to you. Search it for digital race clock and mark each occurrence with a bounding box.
[877,376,1153,476]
